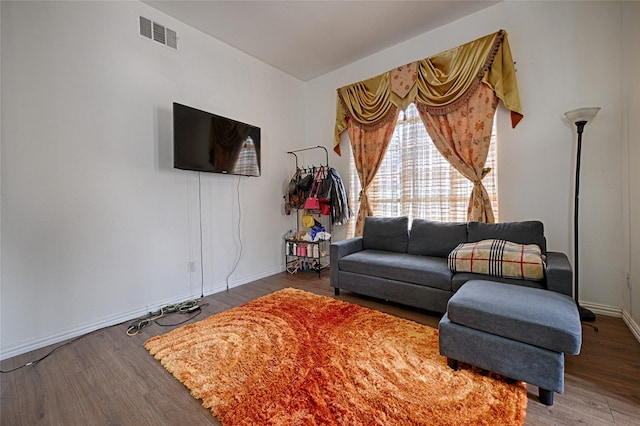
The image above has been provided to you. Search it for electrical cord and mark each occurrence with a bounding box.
[126,299,201,336]
[155,303,209,327]
[1,299,207,374]
[126,309,168,336]
[226,175,243,291]
[0,335,86,374]
[198,171,204,298]
[0,321,123,374]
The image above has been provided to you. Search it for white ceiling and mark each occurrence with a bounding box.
[144,1,501,81]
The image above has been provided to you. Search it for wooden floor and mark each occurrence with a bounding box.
[2,272,639,425]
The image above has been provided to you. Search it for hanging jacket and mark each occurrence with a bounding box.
[327,167,352,225]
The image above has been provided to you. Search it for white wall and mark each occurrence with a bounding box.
[2,1,637,359]
[622,0,640,334]
[0,1,304,358]
[306,1,628,313]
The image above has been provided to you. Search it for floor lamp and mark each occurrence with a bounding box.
[564,107,600,322]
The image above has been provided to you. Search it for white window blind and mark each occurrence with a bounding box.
[347,103,498,236]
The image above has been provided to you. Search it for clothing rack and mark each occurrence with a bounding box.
[284,145,332,277]
[286,145,329,172]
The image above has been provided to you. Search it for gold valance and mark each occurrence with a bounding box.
[334,30,523,155]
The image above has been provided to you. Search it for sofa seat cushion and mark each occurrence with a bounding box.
[338,250,452,291]
[447,280,581,354]
[451,272,546,292]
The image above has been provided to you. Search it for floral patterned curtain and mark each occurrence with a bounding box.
[417,83,498,222]
[335,30,521,152]
[348,108,400,235]
[334,29,522,223]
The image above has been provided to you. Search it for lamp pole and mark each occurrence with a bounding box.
[565,107,600,322]
[573,121,595,321]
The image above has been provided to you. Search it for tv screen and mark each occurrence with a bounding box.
[173,102,261,177]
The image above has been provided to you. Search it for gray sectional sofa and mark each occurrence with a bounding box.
[330,216,573,313]
[331,216,581,405]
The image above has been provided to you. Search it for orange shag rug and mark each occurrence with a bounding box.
[145,288,527,425]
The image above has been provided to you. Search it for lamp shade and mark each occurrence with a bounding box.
[564,107,601,124]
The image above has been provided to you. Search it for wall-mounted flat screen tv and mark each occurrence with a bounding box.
[173,102,261,177]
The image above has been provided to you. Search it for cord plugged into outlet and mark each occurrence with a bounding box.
[126,299,207,336]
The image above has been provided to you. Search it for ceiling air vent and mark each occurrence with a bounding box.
[166,28,178,49]
[139,16,152,39]
[139,16,178,50]
[153,22,166,44]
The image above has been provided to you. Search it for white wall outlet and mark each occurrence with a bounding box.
[188,261,196,273]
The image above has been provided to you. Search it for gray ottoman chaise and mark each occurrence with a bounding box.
[438,280,582,405]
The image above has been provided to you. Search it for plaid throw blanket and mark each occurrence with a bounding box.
[448,239,545,280]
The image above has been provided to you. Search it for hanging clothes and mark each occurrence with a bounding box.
[327,167,351,226]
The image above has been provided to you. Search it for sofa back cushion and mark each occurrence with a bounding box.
[467,220,547,254]
[408,219,468,257]
[362,216,409,253]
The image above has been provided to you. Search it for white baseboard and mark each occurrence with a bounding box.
[622,309,640,344]
[0,267,284,361]
[580,301,640,344]
[0,304,155,362]
[206,266,285,294]
[6,275,636,361]
[580,301,623,318]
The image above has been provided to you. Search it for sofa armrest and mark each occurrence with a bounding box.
[331,237,364,260]
[545,251,573,297]
[330,237,363,289]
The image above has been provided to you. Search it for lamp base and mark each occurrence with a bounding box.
[578,304,596,322]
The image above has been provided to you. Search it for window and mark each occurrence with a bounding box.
[347,103,498,236]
